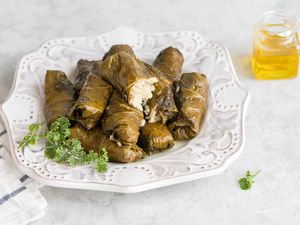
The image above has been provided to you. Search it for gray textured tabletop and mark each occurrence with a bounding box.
[0,0,300,225]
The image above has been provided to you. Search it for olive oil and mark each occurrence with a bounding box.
[252,11,299,79]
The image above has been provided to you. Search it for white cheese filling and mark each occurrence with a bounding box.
[129,77,158,111]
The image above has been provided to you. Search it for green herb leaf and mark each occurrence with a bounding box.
[28,123,43,133]
[44,117,108,172]
[19,117,108,173]
[95,148,109,173]
[19,123,43,149]
[239,170,261,190]
[239,177,252,190]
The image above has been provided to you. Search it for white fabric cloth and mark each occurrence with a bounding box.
[0,119,47,225]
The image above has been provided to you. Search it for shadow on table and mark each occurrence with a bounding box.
[231,54,253,79]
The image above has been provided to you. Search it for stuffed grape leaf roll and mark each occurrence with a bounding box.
[153,47,184,82]
[70,125,145,163]
[143,63,178,123]
[102,90,145,146]
[45,70,77,126]
[68,74,113,130]
[74,59,101,91]
[102,44,135,60]
[100,52,158,111]
[168,72,208,140]
[138,122,174,153]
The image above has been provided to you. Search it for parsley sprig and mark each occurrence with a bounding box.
[19,117,108,173]
[239,170,261,190]
[18,123,44,149]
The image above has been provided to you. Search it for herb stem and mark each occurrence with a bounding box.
[252,170,261,178]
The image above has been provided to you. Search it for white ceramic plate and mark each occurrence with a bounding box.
[0,27,250,193]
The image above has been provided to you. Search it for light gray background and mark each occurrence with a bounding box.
[0,0,300,225]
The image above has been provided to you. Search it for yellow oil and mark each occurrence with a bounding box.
[252,43,299,79]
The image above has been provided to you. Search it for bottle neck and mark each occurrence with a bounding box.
[256,11,298,47]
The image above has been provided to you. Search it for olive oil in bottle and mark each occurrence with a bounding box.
[252,11,299,79]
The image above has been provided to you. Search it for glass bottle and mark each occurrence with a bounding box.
[252,11,300,79]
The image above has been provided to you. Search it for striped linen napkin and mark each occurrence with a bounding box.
[0,118,47,225]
